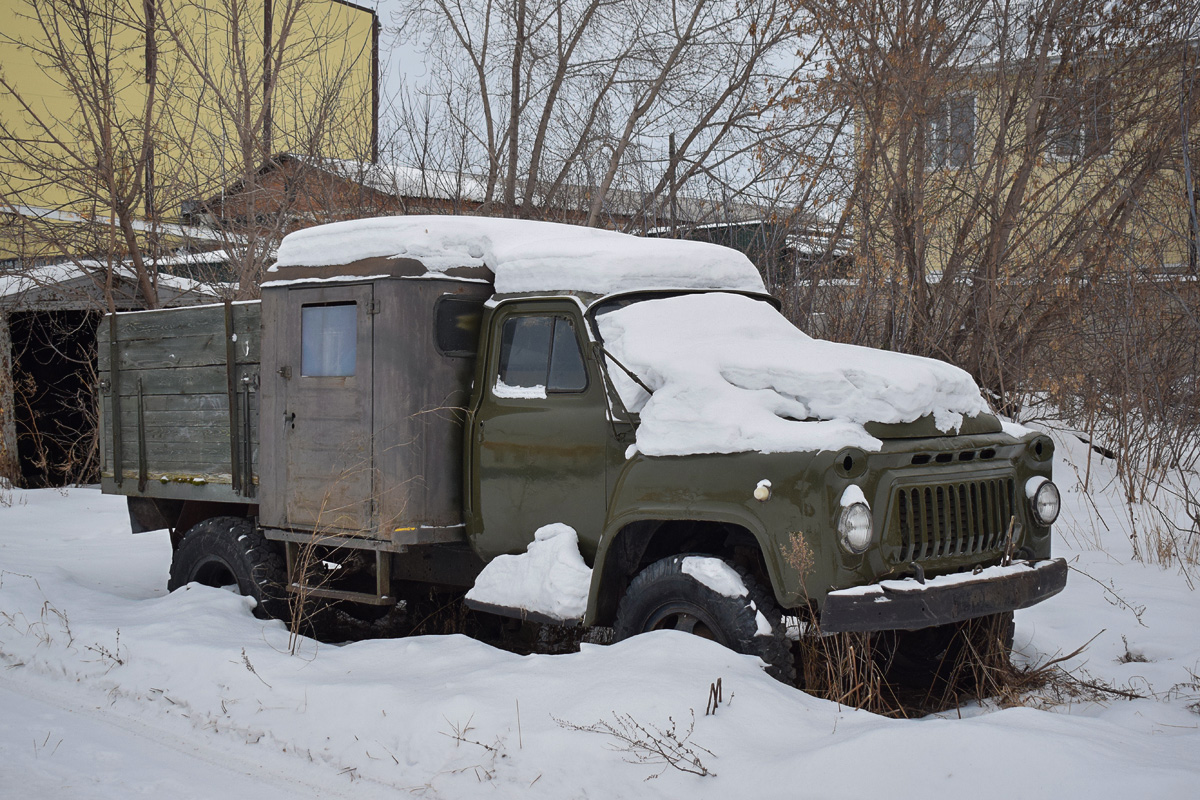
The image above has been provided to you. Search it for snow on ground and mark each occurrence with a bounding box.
[269,215,765,296]
[598,293,990,456]
[1,426,1198,799]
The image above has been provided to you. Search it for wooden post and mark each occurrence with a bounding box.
[0,308,19,484]
[668,132,678,238]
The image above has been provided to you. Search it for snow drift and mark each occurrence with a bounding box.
[465,523,592,621]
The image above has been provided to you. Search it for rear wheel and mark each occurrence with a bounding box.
[613,555,795,683]
[168,516,289,621]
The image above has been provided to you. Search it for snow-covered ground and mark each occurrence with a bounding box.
[1,428,1198,799]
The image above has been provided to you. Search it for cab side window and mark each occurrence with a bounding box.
[549,317,587,391]
[497,315,587,393]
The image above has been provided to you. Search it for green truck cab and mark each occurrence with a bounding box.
[99,216,1065,680]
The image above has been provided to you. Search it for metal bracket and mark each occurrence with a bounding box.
[109,314,123,487]
[283,541,397,607]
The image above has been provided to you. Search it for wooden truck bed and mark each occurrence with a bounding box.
[98,301,261,505]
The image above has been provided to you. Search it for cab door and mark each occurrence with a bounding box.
[468,302,609,562]
[279,284,375,533]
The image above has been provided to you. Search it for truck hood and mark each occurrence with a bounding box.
[864,412,1003,440]
[596,293,992,457]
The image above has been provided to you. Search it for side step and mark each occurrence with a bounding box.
[281,540,397,607]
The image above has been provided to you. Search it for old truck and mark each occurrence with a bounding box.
[98,216,1066,681]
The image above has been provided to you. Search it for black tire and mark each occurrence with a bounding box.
[168,516,289,621]
[614,555,796,683]
[993,610,1016,655]
[881,610,1015,688]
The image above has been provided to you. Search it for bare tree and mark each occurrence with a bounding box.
[0,0,378,485]
[0,0,168,311]
[0,308,17,484]
[393,0,809,228]
[790,0,1199,397]
[155,0,378,297]
[783,0,1200,564]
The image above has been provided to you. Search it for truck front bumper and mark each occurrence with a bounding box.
[820,558,1067,633]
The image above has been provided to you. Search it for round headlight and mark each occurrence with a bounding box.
[1031,480,1061,526]
[838,502,873,553]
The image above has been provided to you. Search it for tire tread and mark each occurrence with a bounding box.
[168,516,289,620]
[614,555,795,683]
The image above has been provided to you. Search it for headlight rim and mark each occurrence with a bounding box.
[1030,480,1061,526]
[837,501,874,554]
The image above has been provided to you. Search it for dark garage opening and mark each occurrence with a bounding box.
[10,310,101,488]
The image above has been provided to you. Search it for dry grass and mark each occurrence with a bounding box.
[790,613,1141,716]
[776,530,1129,715]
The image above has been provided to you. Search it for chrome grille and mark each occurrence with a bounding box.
[893,478,1016,562]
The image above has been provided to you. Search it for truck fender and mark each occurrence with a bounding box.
[584,507,786,627]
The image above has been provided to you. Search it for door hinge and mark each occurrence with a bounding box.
[368,300,381,315]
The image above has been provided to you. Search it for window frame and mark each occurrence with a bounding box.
[433,294,485,358]
[299,301,359,378]
[926,93,976,171]
[493,312,590,397]
[1047,77,1114,162]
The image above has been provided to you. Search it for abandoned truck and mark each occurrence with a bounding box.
[98,216,1066,680]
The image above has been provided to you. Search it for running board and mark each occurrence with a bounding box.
[283,541,397,606]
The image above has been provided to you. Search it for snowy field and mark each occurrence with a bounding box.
[1,428,1198,799]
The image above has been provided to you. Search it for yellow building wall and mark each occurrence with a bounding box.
[859,67,1195,280]
[0,0,376,260]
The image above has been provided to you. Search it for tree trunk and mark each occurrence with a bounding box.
[504,0,526,216]
[0,309,19,485]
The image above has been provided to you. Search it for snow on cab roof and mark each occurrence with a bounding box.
[270,215,766,296]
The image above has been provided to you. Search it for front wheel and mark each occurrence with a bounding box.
[168,516,289,621]
[879,611,1015,688]
[613,555,795,683]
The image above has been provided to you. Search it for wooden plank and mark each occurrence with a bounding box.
[99,331,261,371]
[101,366,260,397]
[108,392,261,415]
[111,303,260,341]
[104,365,230,396]
[115,425,258,446]
[137,439,257,465]
[100,303,260,369]
[117,424,231,444]
[139,460,259,479]
[118,411,256,432]
[101,473,247,505]
[119,392,229,412]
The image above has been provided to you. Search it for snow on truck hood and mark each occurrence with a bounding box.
[598,293,991,456]
[271,215,766,296]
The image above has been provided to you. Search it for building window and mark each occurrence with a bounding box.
[1050,79,1113,160]
[928,95,975,169]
